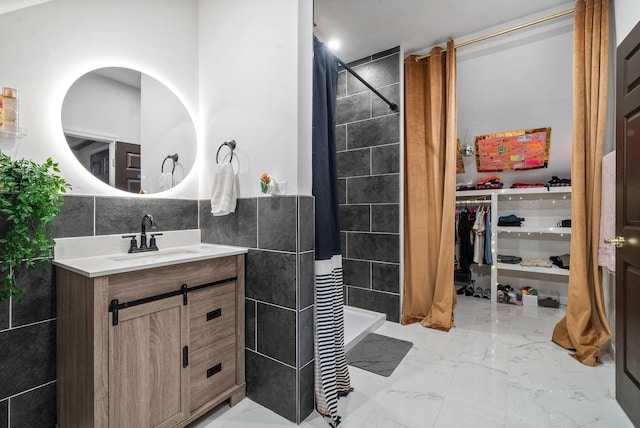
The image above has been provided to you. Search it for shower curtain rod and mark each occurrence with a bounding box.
[336,58,400,112]
[414,8,575,61]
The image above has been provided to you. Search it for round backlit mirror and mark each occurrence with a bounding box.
[61,67,196,194]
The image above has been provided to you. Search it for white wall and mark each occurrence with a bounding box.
[140,75,196,194]
[453,3,575,188]
[0,0,199,198]
[198,0,313,199]
[62,72,141,144]
[297,0,313,196]
[614,0,640,45]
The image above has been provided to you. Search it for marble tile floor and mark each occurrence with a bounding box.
[190,297,634,428]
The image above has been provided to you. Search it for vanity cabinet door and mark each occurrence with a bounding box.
[108,295,189,428]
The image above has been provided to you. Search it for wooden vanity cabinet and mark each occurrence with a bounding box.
[56,254,246,428]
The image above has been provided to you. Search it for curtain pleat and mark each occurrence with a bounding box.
[402,41,457,331]
[312,38,351,426]
[552,0,612,366]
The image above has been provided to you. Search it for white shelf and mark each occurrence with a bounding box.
[497,226,571,235]
[496,262,570,276]
[456,186,571,304]
[456,186,571,197]
[494,186,571,196]
[455,189,495,197]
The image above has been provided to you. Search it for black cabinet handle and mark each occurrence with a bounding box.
[207,363,222,378]
[206,308,222,321]
[183,346,189,368]
[109,299,119,326]
[182,284,188,305]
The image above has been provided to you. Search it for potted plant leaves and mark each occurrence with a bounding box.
[0,153,70,301]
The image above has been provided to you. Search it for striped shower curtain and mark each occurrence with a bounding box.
[312,38,352,427]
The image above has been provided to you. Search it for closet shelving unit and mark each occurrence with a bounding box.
[456,186,572,304]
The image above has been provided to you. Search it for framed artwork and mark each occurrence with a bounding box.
[475,127,551,172]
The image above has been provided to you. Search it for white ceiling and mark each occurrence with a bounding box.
[314,0,573,63]
[0,0,51,15]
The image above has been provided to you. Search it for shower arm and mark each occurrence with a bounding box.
[336,59,399,113]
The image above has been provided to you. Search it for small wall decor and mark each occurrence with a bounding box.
[475,127,551,172]
[260,173,273,194]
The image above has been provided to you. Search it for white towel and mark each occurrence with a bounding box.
[173,163,184,185]
[210,162,237,216]
[598,151,616,272]
[159,172,173,191]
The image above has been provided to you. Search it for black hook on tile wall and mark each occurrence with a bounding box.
[216,140,236,163]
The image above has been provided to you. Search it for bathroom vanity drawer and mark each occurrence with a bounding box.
[189,281,236,350]
[189,335,236,412]
[108,256,237,302]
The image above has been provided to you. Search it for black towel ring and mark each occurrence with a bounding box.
[216,140,236,163]
[162,154,179,174]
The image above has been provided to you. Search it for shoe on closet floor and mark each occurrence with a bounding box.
[473,286,483,298]
[465,280,476,296]
[483,288,491,299]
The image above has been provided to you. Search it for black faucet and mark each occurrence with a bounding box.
[140,214,155,249]
[122,214,162,253]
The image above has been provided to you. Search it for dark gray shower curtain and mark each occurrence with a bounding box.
[312,38,351,427]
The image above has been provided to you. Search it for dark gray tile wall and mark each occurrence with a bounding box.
[299,361,315,422]
[337,47,402,323]
[12,266,55,327]
[51,195,94,237]
[257,302,296,366]
[201,198,257,248]
[95,197,198,235]
[0,299,8,332]
[246,350,297,422]
[10,383,56,428]
[200,195,315,424]
[349,287,400,323]
[0,321,56,398]
[245,300,256,351]
[0,399,6,428]
[246,250,297,309]
[299,252,315,309]
[0,194,200,427]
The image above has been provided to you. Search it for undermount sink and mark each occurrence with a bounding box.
[108,248,201,262]
[53,234,248,277]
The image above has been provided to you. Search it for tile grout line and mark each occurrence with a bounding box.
[246,348,297,371]
[5,379,56,401]
[0,317,56,333]
[338,142,401,154]
[246,298,297,313]
[295,195,300,423]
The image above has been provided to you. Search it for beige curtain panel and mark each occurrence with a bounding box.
[552,0,612,366]
[402,41,457,331]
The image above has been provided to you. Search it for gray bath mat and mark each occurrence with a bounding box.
[346,333,413,377]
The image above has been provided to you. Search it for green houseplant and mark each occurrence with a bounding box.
[0,153,69,301]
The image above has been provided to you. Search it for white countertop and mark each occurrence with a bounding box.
[53,230,248,277]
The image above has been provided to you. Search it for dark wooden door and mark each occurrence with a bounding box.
[115,141,141,193]
[89,148,109,184]
[615,20,640,427]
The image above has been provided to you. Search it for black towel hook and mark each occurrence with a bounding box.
[216,140,236,163]
[162,154,179,173]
